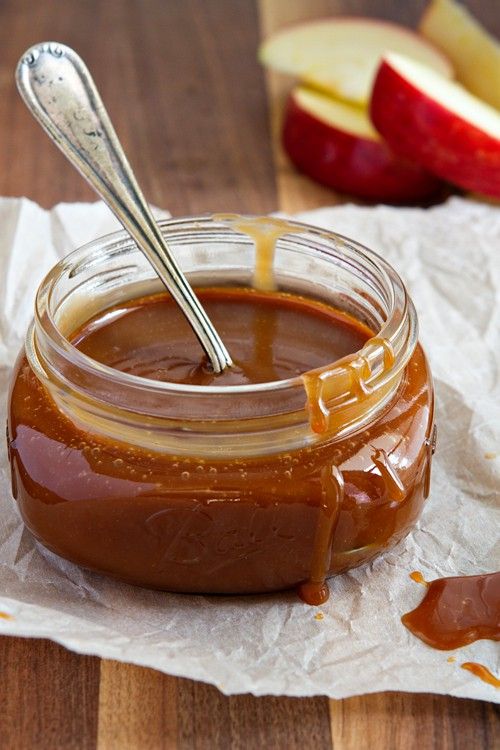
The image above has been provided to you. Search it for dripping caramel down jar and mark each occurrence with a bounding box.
[7,215,435,605]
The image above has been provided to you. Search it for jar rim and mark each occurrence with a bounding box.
[28,213,418,442]
[33,213,415,396]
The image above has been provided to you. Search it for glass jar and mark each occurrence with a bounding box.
[7,215,435,603]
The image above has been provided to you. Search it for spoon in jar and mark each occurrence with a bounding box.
[16,42,233,374]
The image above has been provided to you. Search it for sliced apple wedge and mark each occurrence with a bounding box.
[259,18,452,106]
[420,0,500,110]
[282,86,442,203]
[370,53,500,197]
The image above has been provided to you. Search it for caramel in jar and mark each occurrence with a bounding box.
[8,286,434,602]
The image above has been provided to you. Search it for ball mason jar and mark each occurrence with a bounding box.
[7,215,435,601]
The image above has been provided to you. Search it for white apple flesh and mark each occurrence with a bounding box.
[370,53,500,198]
[283,87,442,203]
[420,0,500,111]
[260,17,452,106]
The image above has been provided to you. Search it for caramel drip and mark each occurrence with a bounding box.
[0,612,14,620]
[372,447,406,502]
[347,355,372,399]
[214,214,302,292]
[302,336,395,435]
[461,662,500,688]
[368,337,395,369]
[298,464,344,606]
[302,355,372,436]
[253,227,282,292]
[409,571,429,587]
[302,372,330,434]
[424,424,437,500]
[402,572,500,650]
[346,338,394,398]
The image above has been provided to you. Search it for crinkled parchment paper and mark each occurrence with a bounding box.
[0,196,498,701]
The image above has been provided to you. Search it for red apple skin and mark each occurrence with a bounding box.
[370,59,500,197]
[282,93,442,204]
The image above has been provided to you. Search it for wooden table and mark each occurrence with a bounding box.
[0,1,498,748]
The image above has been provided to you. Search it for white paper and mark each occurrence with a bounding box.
[0,196,498,702]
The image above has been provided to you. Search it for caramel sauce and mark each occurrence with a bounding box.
[461,662,500,689]
[404,572,500,689]
[372,448,405,502]
[0,612,14,620]
[402,572,500,650]
[215,214,302,292]
[302,336,396,436]
[302,370,331,434]
[423,425,437,499]
[370,337,395,370]
[72,288,368,387]
[409,570,429,587]
[8,287,434,600]
[298,465,344,605]
[214,209,402,444]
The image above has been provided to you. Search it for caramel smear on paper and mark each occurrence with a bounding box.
[461,663,500,689]
[409,571,429,587]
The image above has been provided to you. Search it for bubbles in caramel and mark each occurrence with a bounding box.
[6,215,435,603]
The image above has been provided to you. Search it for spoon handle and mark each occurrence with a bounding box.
[16,42,232,373]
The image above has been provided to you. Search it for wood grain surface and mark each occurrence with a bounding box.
[0,1,498,748]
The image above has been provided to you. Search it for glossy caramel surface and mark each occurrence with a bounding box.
[72,288,369,386]
[402,573,500,650]
[8,288,434,598]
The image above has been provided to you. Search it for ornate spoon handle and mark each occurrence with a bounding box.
[16,42,233,373]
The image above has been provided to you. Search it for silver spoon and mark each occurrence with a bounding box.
[16,42,233,374]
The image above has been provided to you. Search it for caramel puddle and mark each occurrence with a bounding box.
[403,572,500,689]
[402,572,500,650]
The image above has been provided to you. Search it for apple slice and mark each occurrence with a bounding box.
[420,0,500,110]
[259,18,452,106]
[370,53,500,198]
[282,86,442,203]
